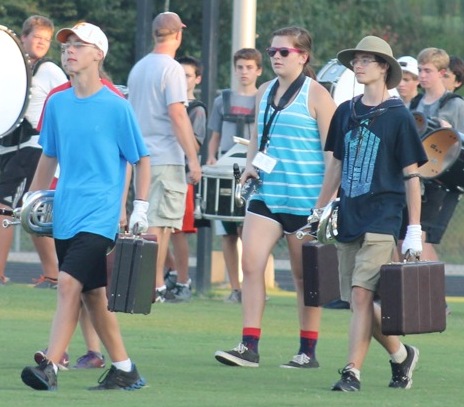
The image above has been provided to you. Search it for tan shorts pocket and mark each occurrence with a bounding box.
[159,180,187,220]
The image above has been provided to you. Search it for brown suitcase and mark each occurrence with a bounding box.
[107,235,157,315]
[302,241,340,307]
[380,261,446,335]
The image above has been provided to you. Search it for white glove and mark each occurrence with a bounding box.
[129,200,149,234]
[402,224,422,258]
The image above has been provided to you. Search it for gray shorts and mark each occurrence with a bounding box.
[147,165,187,229]
[337,233,395,302]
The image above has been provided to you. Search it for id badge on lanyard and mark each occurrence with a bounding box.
[252,151,277,174]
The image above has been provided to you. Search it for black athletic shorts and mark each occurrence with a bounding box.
[55,232,114,292]
[399,181,460,244]
[247,199,308,234]
[0,147,42,208]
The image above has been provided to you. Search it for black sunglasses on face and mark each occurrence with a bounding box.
[266,47,303,57]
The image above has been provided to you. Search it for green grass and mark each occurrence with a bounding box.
[0,285,463,406]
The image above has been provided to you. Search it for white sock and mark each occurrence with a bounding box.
[112,358,132,372]
[51,362,58,374]
[347,366,361,380]
[390,344,407,364]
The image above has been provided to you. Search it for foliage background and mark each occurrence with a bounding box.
[2,0,463,263]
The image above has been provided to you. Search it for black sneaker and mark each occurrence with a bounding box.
[280,353,319,368]
[332,365,361,392]
[21,360,57,391]
[214,343,259,367]
[88,364,145,390]
[388,345,419,389]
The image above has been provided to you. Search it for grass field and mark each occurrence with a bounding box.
[0,285,462,407]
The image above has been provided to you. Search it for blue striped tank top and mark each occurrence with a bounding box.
[250,77,324,215]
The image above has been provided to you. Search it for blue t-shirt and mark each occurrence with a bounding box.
[40,86,149,240]
[325,96,428,242]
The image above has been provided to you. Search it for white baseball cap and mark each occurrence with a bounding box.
[56,22,108,57]
[397,56,418,77]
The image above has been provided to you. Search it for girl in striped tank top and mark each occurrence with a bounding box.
[215,26,336,369]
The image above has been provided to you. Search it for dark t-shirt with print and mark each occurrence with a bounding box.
[325,96,428,242]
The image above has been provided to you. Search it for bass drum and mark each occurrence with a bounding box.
[0,25,32,138]
[317,59,399,105]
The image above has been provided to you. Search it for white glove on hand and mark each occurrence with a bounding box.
[402,224,422,258]
[129,200,149,234]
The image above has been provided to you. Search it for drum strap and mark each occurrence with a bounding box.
[222,89,255,139]
[260,73,306,152]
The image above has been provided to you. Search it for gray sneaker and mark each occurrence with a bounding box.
[88,364,145,390]
[215,343,259,367]
[224,289,241,303]
[21,359,58,391]
[280,353,319,368]
[171,283,192,302]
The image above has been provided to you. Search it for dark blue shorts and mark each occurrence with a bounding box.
[55,232,115,292]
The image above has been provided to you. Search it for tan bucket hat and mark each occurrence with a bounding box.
[337,35,402,89]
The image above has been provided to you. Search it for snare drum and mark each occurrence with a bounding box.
[0,25,31,138]
[418,127,464,193]
[317,59,399,105]
[200,165,245,222]
[412,111,441,138]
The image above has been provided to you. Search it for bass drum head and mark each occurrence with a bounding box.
[419,128,462,179]
[0,26,31,138]
[317,59,399,105]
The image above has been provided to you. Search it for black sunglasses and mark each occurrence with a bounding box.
[266,47,303,57]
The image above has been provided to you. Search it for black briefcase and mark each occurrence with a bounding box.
[302,241,340,307]
[380,261,446,335]
[107,235,157,314]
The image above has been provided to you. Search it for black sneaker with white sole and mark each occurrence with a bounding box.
[21,359,57,391]
[280,353,319,368]
[214,343,259,367]
[388,345,419,389]
[332,365,361,392]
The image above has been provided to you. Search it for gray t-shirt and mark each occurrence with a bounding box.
[128,53,188,165]
[208,90,256,153]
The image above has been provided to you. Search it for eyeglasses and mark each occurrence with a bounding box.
[61,41,97,53]
[33,34,52,43]
[349,57,378,67]
[266,47,303,57]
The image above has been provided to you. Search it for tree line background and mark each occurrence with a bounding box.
[3,0,464,91]
[2,0,463,263]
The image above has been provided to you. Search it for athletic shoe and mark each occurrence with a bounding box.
[73,351,106,369]
[332,365,361,392]
[153,287,176,303]
[0,275,10,285]
[224,289,241,303]
[388,345,419,389]
[33,275,58,289]
[166,283,192,303]
[88,364,146,390]
[280,353,320,368]
[323,298,350,310]
[164,269,178,291]
[21,359,57,391]
[34,348,69,371]
[214,343,259,367]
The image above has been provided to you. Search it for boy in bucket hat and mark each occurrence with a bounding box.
[313,36,427,391]
[20,22,150,391]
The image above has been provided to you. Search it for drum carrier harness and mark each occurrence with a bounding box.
[221,89,255,139]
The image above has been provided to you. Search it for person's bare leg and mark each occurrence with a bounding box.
[82,287,128,362]
[45,272,83,364]
[0,211,14,282]
[222,234,241,291]
[150,226,172,288]
[31,236,59,280]
[79,303,102,353]
[170,232,190,284]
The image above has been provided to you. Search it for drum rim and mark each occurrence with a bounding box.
[0,26,32,138]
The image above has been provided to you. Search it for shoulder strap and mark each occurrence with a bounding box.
[439,92,463,109]
[222,89,232,116]
[409,93,423,110]
[32,57,53,75]
[187,99,207,117]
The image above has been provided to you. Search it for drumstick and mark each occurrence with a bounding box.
[233,136,250,146]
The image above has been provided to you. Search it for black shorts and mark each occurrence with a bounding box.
[0,147,42,208]
[55,232,115,292]
[399,182,460,244]
[247,199,308,234]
